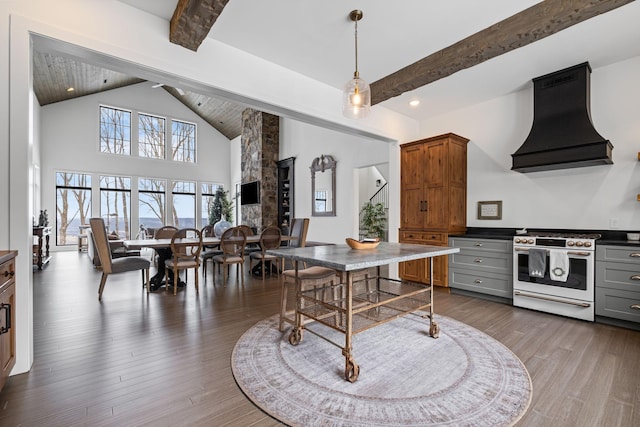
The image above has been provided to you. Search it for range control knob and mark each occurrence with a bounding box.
[576,241,584,247]
[584,241,592,248]
[514,238,521,244]
[527,239,534,244]
[567,241,575,246]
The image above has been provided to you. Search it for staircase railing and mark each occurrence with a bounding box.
[359,183,389,240]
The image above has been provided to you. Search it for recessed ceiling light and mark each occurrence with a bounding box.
[67,87,75,92]
[409,100,420,107]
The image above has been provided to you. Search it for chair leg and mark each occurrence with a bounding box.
[173,266,179,295]
[279,277,288,332]
[194,267,199,294]
[145,267,150,294]
[98,272,109,301]
[261,258,265,281]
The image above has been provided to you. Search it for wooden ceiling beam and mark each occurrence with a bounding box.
[371,0,635,105]
[170,0,230,52]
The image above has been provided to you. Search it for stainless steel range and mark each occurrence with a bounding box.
[512,232,600,321]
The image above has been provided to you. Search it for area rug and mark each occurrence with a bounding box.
[231,314,532,427]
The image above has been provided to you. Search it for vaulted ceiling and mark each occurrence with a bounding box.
[32,0,640,140]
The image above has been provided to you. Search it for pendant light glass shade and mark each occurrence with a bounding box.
[343,74,371,118]
[343,10,370,119]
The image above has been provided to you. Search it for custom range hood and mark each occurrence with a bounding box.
[511,62,613,173]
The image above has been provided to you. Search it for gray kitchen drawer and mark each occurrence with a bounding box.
[449,250,512,274]
[596,245,640,264]
[595,286,640,323]
[448,237,511,253]
[595,261,640,292]
[449,268,512,299]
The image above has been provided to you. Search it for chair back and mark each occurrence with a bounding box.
[89,218,114,273]
[220,226,247,257]
[289,218,309,248]
[155,225,178,239]
[260,226,282,251]
[201,224,215,237]
[237,224,254,237]
[170,228,203,260]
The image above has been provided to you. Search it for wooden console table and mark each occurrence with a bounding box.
[33,226,51,270]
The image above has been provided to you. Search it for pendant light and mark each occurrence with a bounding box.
[343,10,370,119]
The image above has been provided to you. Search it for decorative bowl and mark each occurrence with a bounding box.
[627,233,640,241]
[345,238,380,250]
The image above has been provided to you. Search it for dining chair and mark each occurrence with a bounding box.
[164,228,203,295]
[200,224,220,279]
[152,225,178,267]
[249,226,282,281]
[213,226,247,285]
[282,218,310,270]
[89,218,151,301]
[238,224,260,256]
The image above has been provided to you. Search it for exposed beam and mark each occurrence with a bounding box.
[170,0,230,52]
[371,0,635,105]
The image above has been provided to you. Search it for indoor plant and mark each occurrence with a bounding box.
[360,202,386,240]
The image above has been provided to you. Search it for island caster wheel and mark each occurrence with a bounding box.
[288,328,303,345]
[429,321,440,338]
[345,359,360,382]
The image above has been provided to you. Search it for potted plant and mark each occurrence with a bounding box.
[360,202,386,240]
[209,189,234,235]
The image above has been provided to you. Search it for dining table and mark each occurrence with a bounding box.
[123,234,294,282]
[267,241,459,382]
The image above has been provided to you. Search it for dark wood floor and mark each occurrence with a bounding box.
[1,251,639,426]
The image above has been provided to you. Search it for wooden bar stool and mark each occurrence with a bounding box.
[279,266,338,332]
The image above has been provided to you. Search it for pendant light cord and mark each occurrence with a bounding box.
[354,18,359,78]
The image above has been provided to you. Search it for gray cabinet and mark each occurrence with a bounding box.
[448,237,513,300]
[595,245,640,324]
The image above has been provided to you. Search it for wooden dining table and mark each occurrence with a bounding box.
[123,235,294,282]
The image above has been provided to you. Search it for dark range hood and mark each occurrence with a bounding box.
[511,62,613,173]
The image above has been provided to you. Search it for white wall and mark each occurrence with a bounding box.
[419,56,640,231]
[279,119,391,244]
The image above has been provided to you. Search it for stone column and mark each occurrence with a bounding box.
[241,109,279,232]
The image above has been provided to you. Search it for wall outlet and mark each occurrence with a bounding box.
[609,218,620,229]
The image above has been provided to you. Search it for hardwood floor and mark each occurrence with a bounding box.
[1,251,639,426]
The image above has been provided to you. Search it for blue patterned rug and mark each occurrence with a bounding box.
[232,314,531,426]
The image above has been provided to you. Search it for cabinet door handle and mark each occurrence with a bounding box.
[474,243,483,247]
[0,303,10,335]
[474,258,483,263]
[631,275,640,281]
[631,304,640,310]
[630,253,640,257]
[474,279,483,284]
[424,200,428,211]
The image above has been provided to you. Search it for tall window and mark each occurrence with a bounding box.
[171,120,196,163]
[172,180,195,228]
[201,183,222,226]
[139,178,166,231]
[100,106,131,155]
[55,172,91,246]
[100,175,131,239]
[138,113,165,159]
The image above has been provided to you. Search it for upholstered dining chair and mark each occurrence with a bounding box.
[212,226,247,285]
[89,218,151,301]
[282,218,310,270]
[164,228,203,295]
[249,226,282,281]
[200,224,220,279]
[152,225,178,267]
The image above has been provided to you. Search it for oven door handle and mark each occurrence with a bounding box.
[514,247,591,256]
[514,290,591,308]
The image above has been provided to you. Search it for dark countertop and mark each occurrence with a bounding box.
[450,227,640,246]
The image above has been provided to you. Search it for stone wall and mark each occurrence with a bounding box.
[241,109,279,232]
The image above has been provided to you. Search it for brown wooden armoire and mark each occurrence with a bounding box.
[399,133,468,286]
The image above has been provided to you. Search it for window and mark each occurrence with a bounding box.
[100,106,131,155]
[55,172,91,246]
[171,120,196,162]
[315,190,328,212]
[139,178,166,232]
[100,175,131,239]
[138,113,165,159]
[201,183,222,226]
[171,180,195,228]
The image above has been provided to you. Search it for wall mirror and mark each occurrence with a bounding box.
[310,154,337,217]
